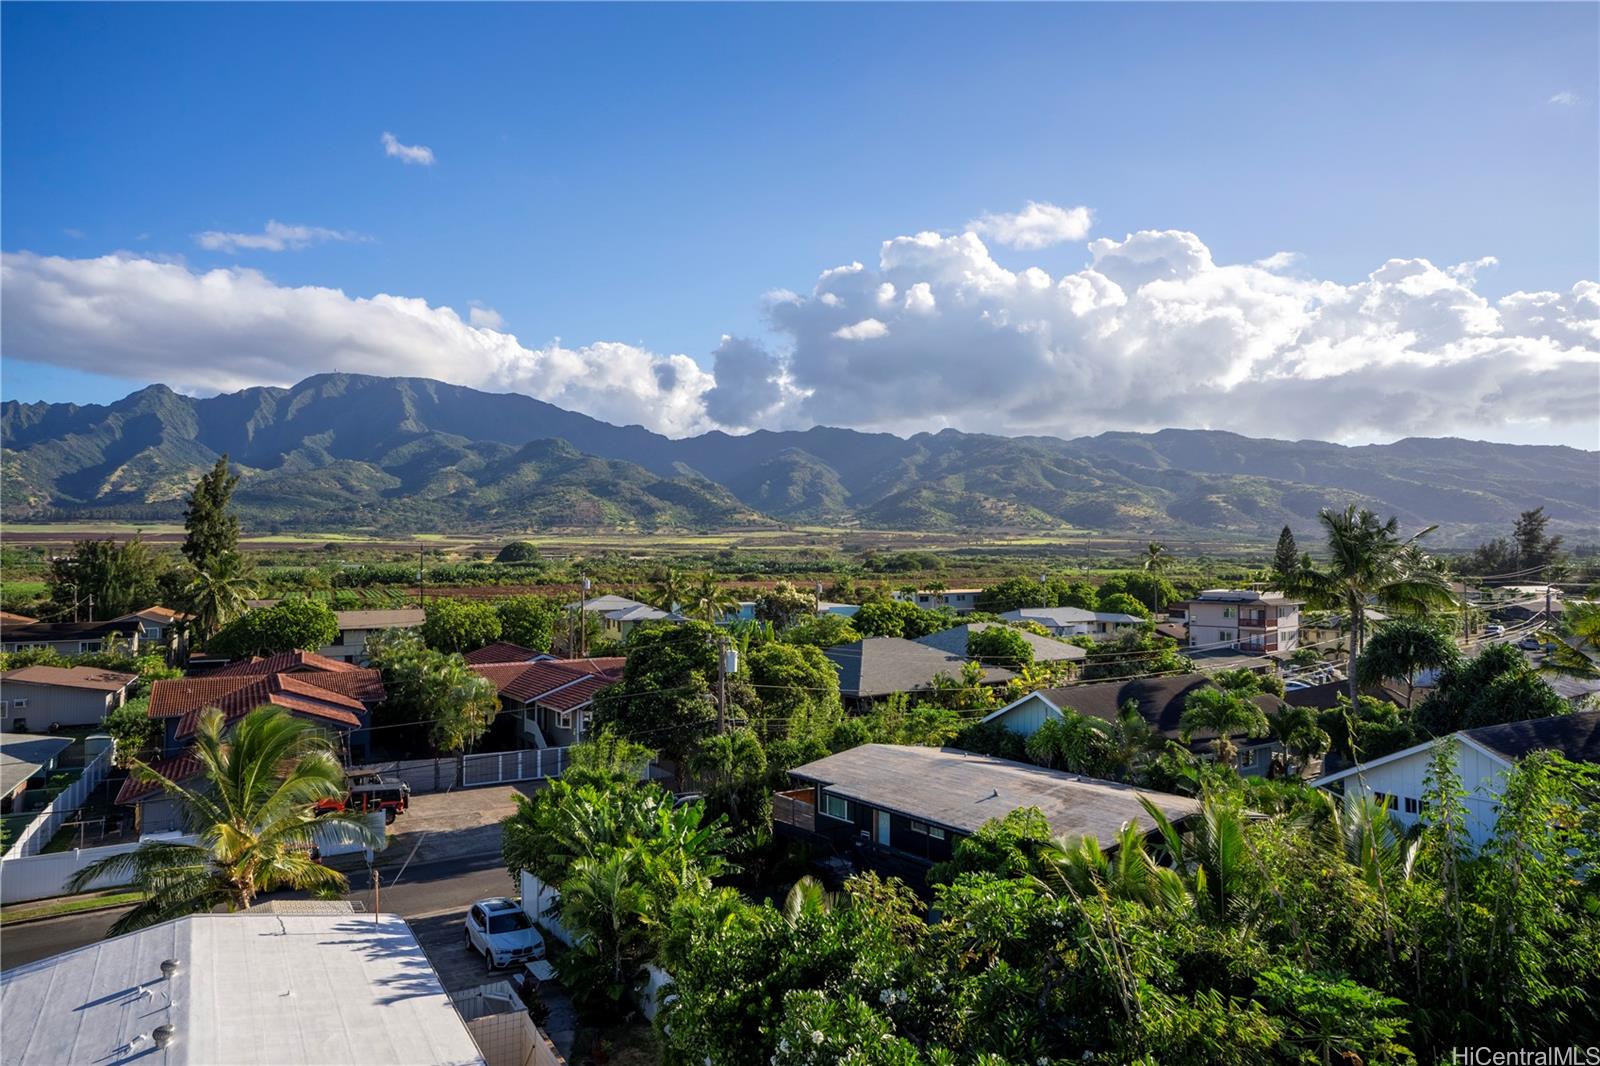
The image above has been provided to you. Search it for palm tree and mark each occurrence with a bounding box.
[1179,681,1268,767]
[1142,542,1170,574]
[1543,600,1600,678]
[689,573,740,624]
[1297,505,1457,704]
[685,729,766,828]
[1140,796,1256,923]
[646,566,688,613]
[67,706,379,933]
[559,849,654,1006]
[1265,702,1330,777]
[1042,823,1188,912]
[184,551,256,642]
[1355,617,1460,707]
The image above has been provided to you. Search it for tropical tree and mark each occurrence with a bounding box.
[1356,618,1460,707]
[183,551,257,641]
[67,706,380,933]
[1179,676,1269,766]
[1297,505,1458,703]
[1544,599,1600,677]
[207,597,338,658]
[496,595,558,652]
[420,598,502,653]
[47,536,170,621]
[752,581,816,629]
[688,573,741,624]
[368,628,500,752]
[685,728,769,832]
[1265,702,1330,776]
[647,566,690,613]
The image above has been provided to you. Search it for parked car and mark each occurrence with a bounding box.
[1283,680,1313,691]
[314,772,412,823]
[465,897,546,970]
[1519,635,1543,650]
[1484,624,1506,637]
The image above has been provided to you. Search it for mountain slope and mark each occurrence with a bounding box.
[3,373,1594,541]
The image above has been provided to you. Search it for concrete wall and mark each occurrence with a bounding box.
[519,870,577,948]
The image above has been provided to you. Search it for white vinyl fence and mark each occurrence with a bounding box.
[0,837,168,905]
[518,870,577,948]
[461,747,570,788]
[3,739,115,859]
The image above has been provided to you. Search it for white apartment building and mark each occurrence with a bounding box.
[1185,589,1301,654]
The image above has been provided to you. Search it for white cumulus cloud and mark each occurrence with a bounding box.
[968,200,1094,249]
[831,318,888,341]
[468,303,505,329]
[1549,91,1580,106]
[0,252,711,436]
[381,132,435,165]
[195,220,363,253]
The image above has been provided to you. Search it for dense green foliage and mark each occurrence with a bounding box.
[104,697,158,768]
[46,537,173,621]
[1355,618,1460,708]
[853,600,953,639]
[597,621,722,764]
[1080,629,1191,681]
[367,628,499,752]
[207,598,340,658]
[495,595,558,652]
[966,625,1032,667]
[655,749,1600,1063]
[1413,642,1567,734]
[420,598,503,653]
[494,540,541,563]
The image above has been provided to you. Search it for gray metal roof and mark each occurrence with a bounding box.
[788,743,1199,844]
[0,732,73,795]
[914,623,1087,664]
[0,913,485,1066]
[823,638,1013,699]
[1000,606,1096,626]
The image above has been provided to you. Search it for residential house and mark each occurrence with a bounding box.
[111,606,191,649]
[1,732,73,807]
[913,623,1087,667]
[823,637,1013,707]
[321,607,426,663]
[982,672,1289,776]
[1184,589,1301,655]
[121,652,386,831]
[773,743,1200,871]
[997,607,1143,639]
[463,641,546,666]
[0,912,501,1066]
[1298,608,1386,656]
[0,665,137,731]
[1311,709,1600,846]
[724,600,861,624]
[894,588,984,614]
[471,657,626,747]
[602,603,685,639]
[0,619,145,657]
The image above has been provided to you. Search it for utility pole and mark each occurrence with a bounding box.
[371,863,381,921]
[578,573,591,658]
[417,546,425,609]
[715,636,737,734]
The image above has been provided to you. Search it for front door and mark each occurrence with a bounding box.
[875,810,891,846]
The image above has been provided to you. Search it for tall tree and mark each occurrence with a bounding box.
[183,551,256,642]
[67,706,380,933]
[208,598,338,658]
[47,536,167,620]
[182,456,242,571]
[1298,505,1457,704]
[1355,618,1460,707]
[689,573,741,624]
[1511,506,1563,573]
[647,566,690,613]
[1178,677,1269,766]
[1272,525,1300,580]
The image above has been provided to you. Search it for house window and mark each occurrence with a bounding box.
[1403,797,1419,815]
[79,641,102,653]
[1238,747,1256,768]
[928,825,946,840]
[1222,607,1235,619]
[557,710,572,729]
[11,699,27,710]
[1219,630,1233,642]
[822,793,849,820]
[909,820,929,834]
[1372,791,1392,808]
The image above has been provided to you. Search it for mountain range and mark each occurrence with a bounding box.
[3,373,1596,544]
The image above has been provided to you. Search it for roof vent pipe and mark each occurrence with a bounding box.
[152,1025,176,1049]
[160,958,180,979]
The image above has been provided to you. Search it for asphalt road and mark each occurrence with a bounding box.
[0,849,515,972]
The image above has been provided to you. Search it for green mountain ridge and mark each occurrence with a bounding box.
[3,373,1595,543]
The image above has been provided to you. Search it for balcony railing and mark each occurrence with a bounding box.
[1239,613,1277,628]
[773,789,816,833]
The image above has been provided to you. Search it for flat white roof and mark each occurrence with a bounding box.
[0,912,485,1066]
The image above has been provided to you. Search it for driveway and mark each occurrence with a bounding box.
[380,781,544,869]
[408,906,579,1060]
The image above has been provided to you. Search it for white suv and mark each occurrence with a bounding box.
[464,897,545,970]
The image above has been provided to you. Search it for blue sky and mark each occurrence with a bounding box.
[2,3,1596,446]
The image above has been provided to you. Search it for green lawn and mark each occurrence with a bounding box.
[0,889,142,925]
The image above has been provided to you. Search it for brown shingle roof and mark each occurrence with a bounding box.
[470,657,625,704]
[1,665,138,692]
[206,650,360,677]
[463,642,540,665]
[1039,672,1285,742]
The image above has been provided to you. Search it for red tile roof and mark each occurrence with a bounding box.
[206,650,361,677]
[462,642,540,665]
[469,657,625,705]
[536,674,613,713]
[147,671,373,739]
[290,669,386,704]
[115,750,203,805]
